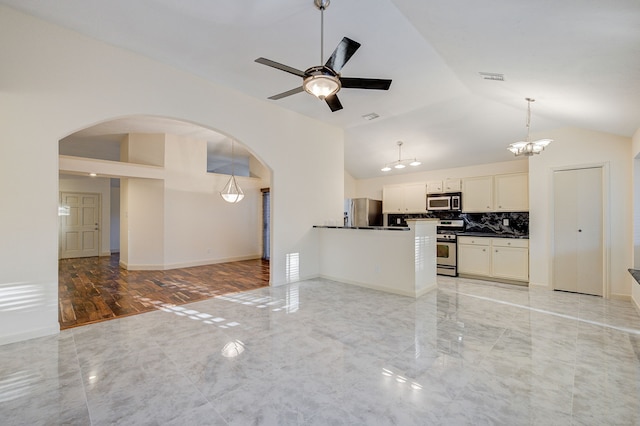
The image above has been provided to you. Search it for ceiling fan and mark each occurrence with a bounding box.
[254,0,392,112]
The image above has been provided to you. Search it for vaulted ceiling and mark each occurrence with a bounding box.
[4,0,640,179]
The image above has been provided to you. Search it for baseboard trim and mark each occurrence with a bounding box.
[610,293,631,301]
[0,324,60,347]
[633,295,640,315]
[318,274,437,298]
[121,254,262,271]
[458,273,528,287]
[528,281,551,289]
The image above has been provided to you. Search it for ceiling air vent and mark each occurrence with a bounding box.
[479,72,504,81]
[362,112,380,121]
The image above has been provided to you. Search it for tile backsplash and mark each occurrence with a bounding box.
[463,212,528,236]
[387,211,529,237]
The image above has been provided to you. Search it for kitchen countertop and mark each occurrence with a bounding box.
[313,225,410,231]
[458,232,529,239]
[628,269,640,285]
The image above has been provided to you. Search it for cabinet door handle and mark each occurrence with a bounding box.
[495,249,498,252]
[482,249,486,252]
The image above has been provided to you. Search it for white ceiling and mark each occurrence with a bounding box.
[5,0,640,179]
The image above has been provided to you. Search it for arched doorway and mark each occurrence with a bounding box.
[57,116,273,327]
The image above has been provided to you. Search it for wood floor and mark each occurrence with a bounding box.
[58,254,269,329]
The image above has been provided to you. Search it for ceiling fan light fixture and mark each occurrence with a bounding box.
[381,165,392,172]
[409,159,421,167]
[303,66,341,99]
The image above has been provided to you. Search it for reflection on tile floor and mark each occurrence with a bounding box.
[1,276,640,425]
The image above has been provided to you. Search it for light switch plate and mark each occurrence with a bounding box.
[503,218,509,226]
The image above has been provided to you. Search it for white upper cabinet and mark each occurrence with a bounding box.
[404,183,427,212]
[427,178,461,194]
[426,180,443,194]
[494,173,528,211]
[444,178,461,192]
[383,183,427,213]
[462,176,494,212]
[462,173,528,212]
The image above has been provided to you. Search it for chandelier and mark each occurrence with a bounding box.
[381,141,421,172]
[219,139,244,203]
[507,97,553,156]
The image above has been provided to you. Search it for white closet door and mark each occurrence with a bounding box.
[553,167,603,296]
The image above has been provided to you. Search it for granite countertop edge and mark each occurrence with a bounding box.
[459,232,529,239]
[313,225,410,231]
[628,268,640,285]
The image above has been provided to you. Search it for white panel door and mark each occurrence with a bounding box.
[60,192,100,259]
[553,168,603,296]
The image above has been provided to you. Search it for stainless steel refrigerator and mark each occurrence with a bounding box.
[344,198,383,227]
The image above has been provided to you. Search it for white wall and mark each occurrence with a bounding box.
[121,178,165,269]
[59,176,112,256]
[344,170,357,199]
[110,183,120,252]
[631,128,640,309]
[163,134,264,268]
[0,6,343,345]
[529,127,632,298]
[354,159,528,200]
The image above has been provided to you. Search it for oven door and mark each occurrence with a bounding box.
[436,239,457,276]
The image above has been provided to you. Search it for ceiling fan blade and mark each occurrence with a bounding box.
[268,86,304,100]
[325,94,343,112]
[325,37,361,73]
[340,77,392,90]
[255,57,305,77]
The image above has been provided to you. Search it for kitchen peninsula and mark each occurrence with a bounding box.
[315,219,438,297]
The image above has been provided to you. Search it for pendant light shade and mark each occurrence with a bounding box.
[220,140,244,203]
[381,141,421,172]
[507,98,553,157]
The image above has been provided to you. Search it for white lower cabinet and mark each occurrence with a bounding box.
[458,236,529,283]
[457,238,491,276]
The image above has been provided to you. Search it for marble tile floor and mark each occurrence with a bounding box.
[1,276,640,425]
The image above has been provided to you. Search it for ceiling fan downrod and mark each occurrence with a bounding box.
[314,0,330,64]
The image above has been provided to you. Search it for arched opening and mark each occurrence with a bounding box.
[57,115,273,328]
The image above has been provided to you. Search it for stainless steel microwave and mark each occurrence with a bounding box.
[426,192,462,211]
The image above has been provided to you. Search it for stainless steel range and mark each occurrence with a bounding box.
[436,219,465,276]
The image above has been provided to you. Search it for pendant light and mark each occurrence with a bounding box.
[507,98,553,156]
[219,140,244,203]
[381,141,421,172]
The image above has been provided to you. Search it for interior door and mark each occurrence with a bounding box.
[60,192,100,259]
[553,167,603,296]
